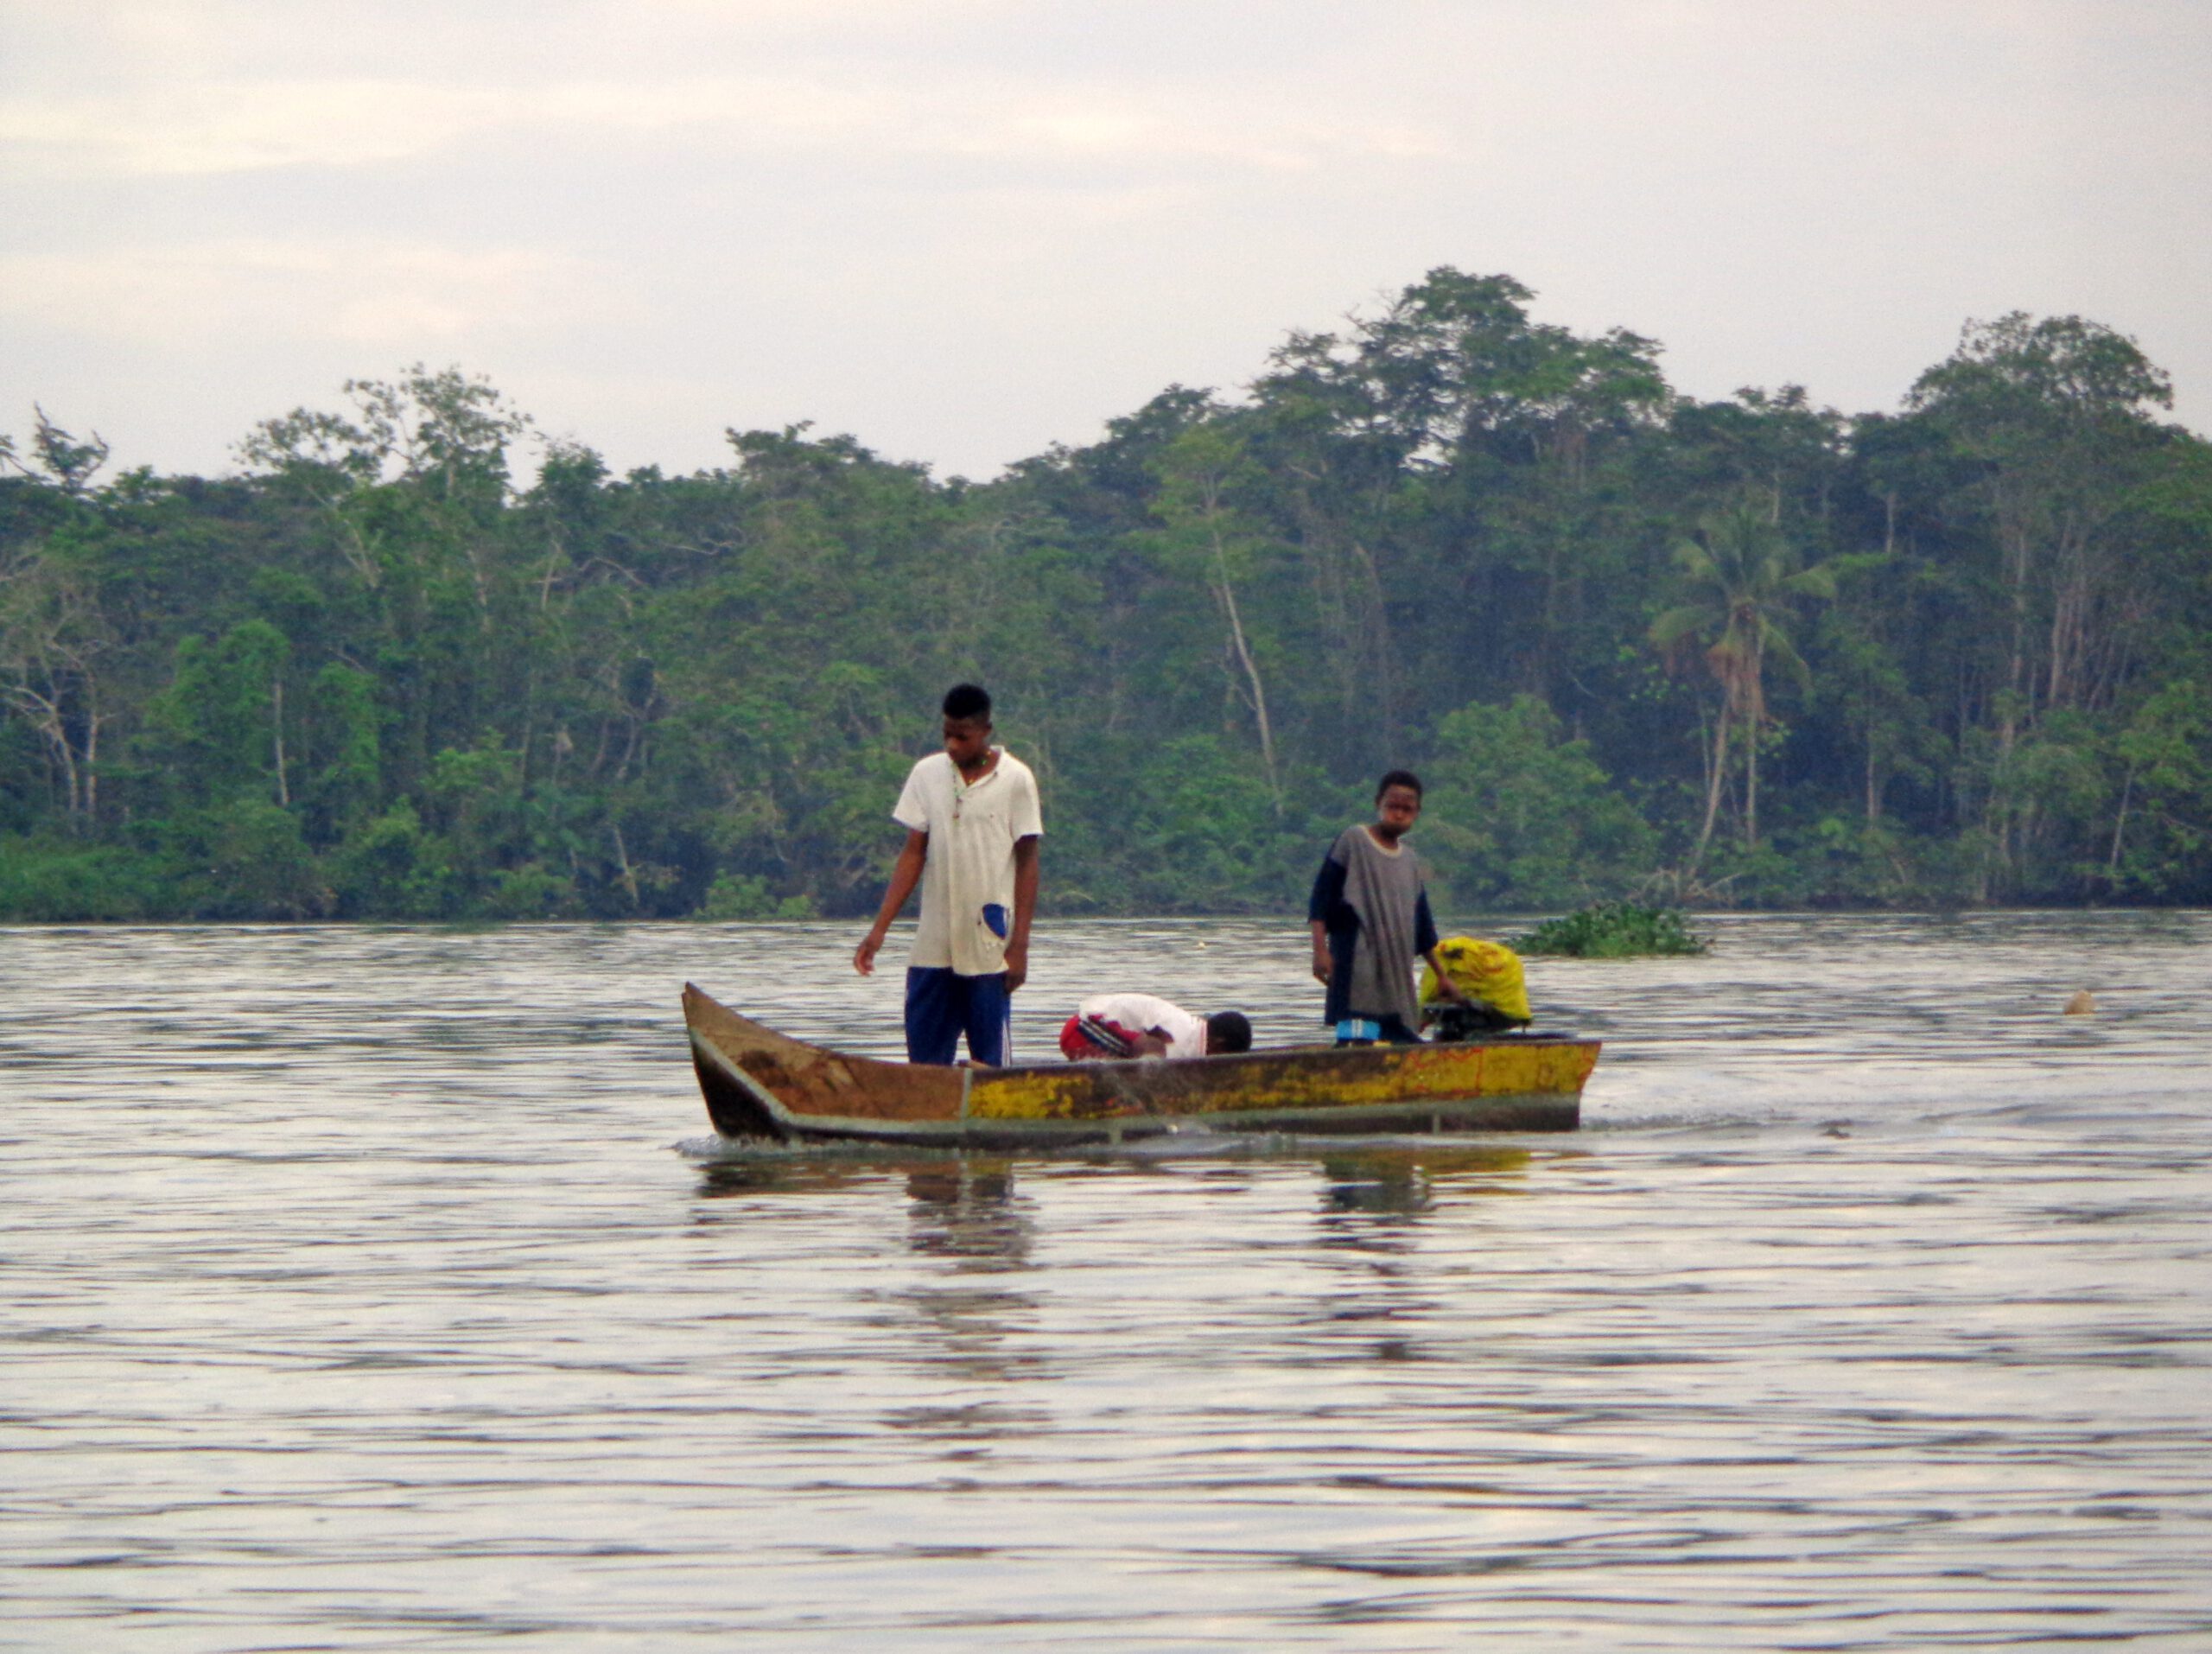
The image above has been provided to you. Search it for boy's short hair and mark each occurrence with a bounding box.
[942,683,992,722]
[1205,1011,1253,1054]
[1376,768,1423,801]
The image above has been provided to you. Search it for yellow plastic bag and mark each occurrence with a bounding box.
[1420,936,1531,1023]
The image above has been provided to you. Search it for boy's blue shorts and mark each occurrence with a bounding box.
[905,967,1012,1066]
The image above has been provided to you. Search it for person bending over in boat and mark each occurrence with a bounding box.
[1058,994,1254,1061]
[1308,769,1466,1046]
[854,684,1042,1066]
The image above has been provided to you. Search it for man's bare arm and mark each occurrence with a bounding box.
[1004,834,1041,993]
[855,830,929,976]
[1422,946,1469,1002]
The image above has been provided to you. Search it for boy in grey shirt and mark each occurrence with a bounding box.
[1307,770,1465,1045]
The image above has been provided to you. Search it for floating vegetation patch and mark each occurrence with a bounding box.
[1511,900,1710,958]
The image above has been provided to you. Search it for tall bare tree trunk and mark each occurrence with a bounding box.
[1743,642,1765,848]
[1211,560,1281,811]
[10,686,82,824]
[612,823,640,909]
[1745,722,1759,848]
[82,687,103,824]
[272,677,290,807]
[1995,480,2033,753]
[1346,539,1396,754]
[2107,767,2135,881]
[56,715,80,823]
[1692,709,1730,871]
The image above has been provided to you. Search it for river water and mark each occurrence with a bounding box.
[3,913,2209,1649]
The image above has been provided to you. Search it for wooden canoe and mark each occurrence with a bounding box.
[684,983,1596,1147]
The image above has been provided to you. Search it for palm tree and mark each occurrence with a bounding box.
[1651,499,1836,867]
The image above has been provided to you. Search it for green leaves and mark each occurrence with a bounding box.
[1425,696,1659,907]
[1511,901,1708,958]
[3,280,2209,919]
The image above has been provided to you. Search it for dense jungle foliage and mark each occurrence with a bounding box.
[3,269,2209,922]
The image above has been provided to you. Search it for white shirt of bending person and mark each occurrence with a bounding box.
[1077,993,1207,1059]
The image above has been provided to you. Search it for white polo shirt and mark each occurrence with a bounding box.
[1077,993,1207,1059]
[893,748,1043,976]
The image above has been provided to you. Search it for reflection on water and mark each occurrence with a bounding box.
[1319,1145,1536,1223]
[3,912,2211,1647]
[696,1154,890,1199]
[904,1159,1033,1270]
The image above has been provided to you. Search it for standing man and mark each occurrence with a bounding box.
[1308,769,1465,1046]
[855,684,1042,1066]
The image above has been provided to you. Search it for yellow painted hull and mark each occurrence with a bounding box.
[684,985,1594,1146]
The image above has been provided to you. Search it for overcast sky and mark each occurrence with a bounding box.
[4,0,2208,483]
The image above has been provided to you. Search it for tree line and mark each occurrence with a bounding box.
[3,268,2208,923]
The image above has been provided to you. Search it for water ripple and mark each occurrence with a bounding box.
[3,913,2209,1646]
